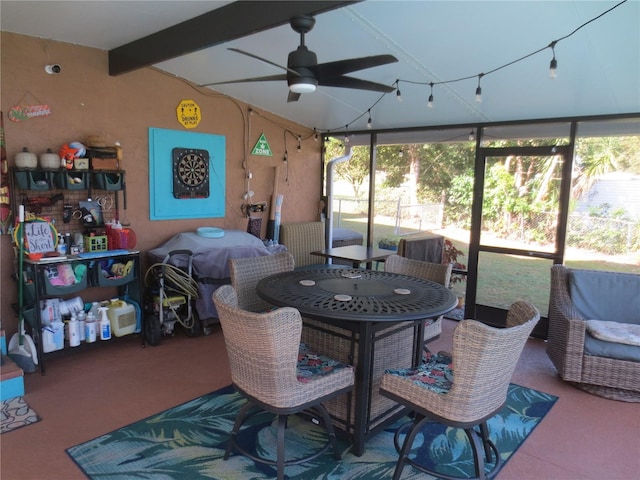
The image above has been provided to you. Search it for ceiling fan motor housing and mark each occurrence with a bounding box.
[287,46,318,92]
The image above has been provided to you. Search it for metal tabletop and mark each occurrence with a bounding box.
[256,267,457,323]
[311,245,393,269]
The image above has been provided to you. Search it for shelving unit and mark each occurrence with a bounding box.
[22,251,143,375]
[9,166,137,374]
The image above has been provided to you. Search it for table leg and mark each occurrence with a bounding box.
[351,320,373,457]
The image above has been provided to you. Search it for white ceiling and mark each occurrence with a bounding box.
[2,1,639,134]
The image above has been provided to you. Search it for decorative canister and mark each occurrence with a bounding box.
[39,148,60,169]
[15,147,37,169]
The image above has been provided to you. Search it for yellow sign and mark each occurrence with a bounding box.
[176,99,201,129]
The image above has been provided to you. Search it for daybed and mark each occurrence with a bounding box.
[547,265,640,402]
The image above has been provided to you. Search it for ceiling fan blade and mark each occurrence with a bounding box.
[287,91,301,103]
[314,54,398,78]
[228,48,300,77]
[319,75,395,93]
[199,73,287,87]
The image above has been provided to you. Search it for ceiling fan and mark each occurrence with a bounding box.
[200,15,398,102]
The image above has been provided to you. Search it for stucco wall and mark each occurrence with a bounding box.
[0,32,322,336]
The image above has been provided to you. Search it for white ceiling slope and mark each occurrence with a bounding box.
[2,1,639,133]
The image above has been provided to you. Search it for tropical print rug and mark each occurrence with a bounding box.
[1,396,41,434]
[67,384,557,479]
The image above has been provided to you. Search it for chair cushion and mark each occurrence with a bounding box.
[569,269,640,325]
[296,343,351,383]
[385,352,454,394]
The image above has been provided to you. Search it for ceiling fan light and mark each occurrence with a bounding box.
[289,79,317,94]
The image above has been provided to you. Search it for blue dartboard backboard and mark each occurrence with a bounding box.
[149,127,226,220]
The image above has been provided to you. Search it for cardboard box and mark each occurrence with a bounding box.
[91,157,119,170]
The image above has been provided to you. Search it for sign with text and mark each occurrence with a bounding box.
[251,133,273,156]
[16,220,58,253]
[176,99,201,129]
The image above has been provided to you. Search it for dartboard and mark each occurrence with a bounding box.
[172,147,210,199]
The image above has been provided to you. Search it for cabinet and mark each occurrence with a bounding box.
[22,251,143,374]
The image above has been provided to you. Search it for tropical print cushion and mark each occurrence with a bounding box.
[385,351,454,394]
[296,342,351,383]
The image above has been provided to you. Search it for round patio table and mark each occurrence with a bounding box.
[256,267,457,456]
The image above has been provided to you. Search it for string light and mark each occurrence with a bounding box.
[468,130,475,141]
[367,110,373,129]
[344,125,350,144]
[313,128,319,142]
[297,135,302,151]
[319,1,625,136]
[549,41,558,78]
[475,74,484,103]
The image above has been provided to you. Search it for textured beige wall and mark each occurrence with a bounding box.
[1,32,322,335]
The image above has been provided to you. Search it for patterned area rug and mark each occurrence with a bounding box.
[67,384,557,479]
[1,396,41,434]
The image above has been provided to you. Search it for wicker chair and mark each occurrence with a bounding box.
[547,265,640,402]
[213,285,354,480]
[385,254,452,346]
[229,251,294,312]
[380,301,540,480]
[397,232,445,263]
[279,221,325,268]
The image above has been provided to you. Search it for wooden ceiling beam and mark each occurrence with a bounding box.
[109,0,359,76]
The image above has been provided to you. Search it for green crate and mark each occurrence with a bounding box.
[93,172,123,191]
[42,263,89,296]
[84,235,108,252]
[54,171,89,190]
[14,170,53,190]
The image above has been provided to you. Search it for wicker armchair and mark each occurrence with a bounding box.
[279,221,325,268]
[385,254,452,345]
[213,285,354,480]
[229,251,294,312]
[547,265,640,402]
[380,301,539,480]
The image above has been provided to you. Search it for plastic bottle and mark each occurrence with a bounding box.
[77,310,86,342]
[57,234,66,254]
[68,313,80,347]
[85,312,97,343]
[99,306,111,340]
[89,302,100,318]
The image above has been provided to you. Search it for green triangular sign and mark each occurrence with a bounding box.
[251,133,273,156]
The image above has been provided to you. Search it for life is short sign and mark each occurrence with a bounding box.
[24,221,56,253]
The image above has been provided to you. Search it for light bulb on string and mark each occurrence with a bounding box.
[344,126,350,144]
[468,130,475,141]
[396,80,402,102]
[297,136,302,152]
[398,148,404,157]
[549,41,558,79]
[475,74,484,103]
[427,82,434,109]
[367,110,373,129]
[313,128,319,142]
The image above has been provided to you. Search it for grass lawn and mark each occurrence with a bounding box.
[332,213,639,315]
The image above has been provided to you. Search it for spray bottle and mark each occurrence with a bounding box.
[99,306,111,340]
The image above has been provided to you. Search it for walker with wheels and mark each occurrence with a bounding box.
[143,249,201,345]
